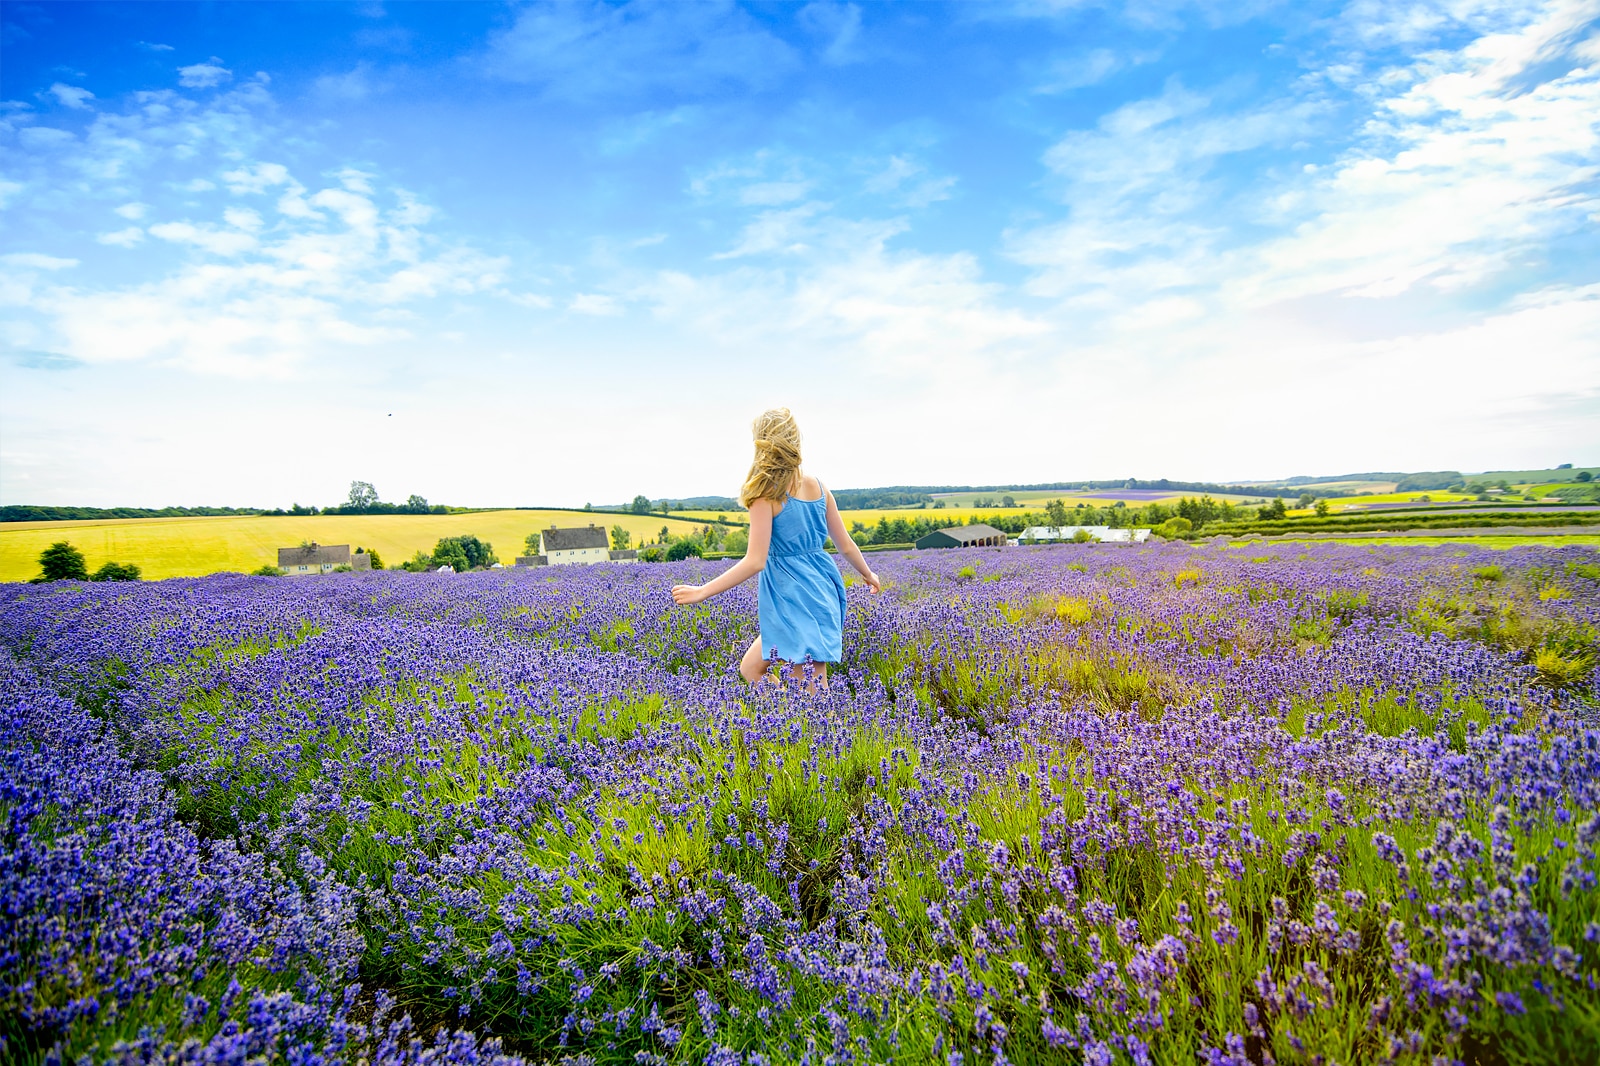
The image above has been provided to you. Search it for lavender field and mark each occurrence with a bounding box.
[3,542,1598,1066]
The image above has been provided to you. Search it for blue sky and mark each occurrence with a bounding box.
[2,0,1597,508]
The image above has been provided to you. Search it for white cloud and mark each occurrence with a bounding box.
[7,85,508,378]
[18,127,75,149]
[483,0,799,100]
[223,162,293,193]
[149,221,259,256]
[48,83,95,110]
[798,1,865,65]
[2,253,79,270]
[178,58,232,88]
[313,64,383,102]
[570,292,622,315]
[97,227,146,247]
[139,41,175,52]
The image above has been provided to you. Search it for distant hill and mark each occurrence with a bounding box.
[8,465,1592,523]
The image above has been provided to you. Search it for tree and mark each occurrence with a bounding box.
[1298,493,1316,509]
[631,495,652,514]
[611,525,631,550]
[1259,498,1288,521]
[90,561,141,581]
[1578,471,1594,483]
[355,547,383,570]
[665,539,703,561]
[1155,517,1192,539]
[1002,495,1017,508]
[1045,499,1070,528]
[1314,498,1330,517]
[431,539,470,572]
[35,541,88,582]
[525,532,542,556]
[724,528,749,554]
[347,480,379,510]
[404,494,430,514]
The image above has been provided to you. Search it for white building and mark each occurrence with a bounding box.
[276,543,373,576]
[542,524,612,565]
[1019,526,1152,544]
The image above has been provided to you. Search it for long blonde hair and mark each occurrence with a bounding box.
[739,408,803,508]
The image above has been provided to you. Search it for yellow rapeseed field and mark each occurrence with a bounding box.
[0,510,720,582]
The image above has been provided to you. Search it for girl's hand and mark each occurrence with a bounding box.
[672,584,706,605]
[864,570,882,594]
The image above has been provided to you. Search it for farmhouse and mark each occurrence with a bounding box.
[542,524,612,565]
[277,542,372,576]
[915,524,1009,549]
[1019,526,1152,543]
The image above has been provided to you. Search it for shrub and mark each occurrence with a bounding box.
[90,562,142,581]
[665,539,703,561]
[253,565,286,577]
[1156,517,1192,539]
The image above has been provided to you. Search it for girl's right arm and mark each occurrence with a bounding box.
[824,489,881,594]
[672,499,773,604]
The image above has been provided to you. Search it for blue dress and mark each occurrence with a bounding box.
[758,483,848,664]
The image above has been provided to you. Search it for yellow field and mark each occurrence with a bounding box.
[1327,490,1481,508]
[0,510,719,582]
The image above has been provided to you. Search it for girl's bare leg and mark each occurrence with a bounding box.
[740,637,770,684]
[784,661,828,691]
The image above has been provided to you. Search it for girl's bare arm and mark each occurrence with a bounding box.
[672,499,774,604]
[824,490,881,593]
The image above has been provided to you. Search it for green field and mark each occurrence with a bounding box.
[0,510,720,582]
[1230,533,1600,550]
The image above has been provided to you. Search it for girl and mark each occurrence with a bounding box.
[672,408,881,685]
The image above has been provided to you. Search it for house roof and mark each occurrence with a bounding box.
[543,524,609,550]
[277,542,352,566]
[925,523,1007,545]
[609,549,638,560]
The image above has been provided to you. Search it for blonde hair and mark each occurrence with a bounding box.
[739,408,803,508]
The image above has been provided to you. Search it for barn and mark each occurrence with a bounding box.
[915,523,1009,549]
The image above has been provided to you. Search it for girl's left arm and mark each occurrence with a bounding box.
[672,499,774,604]
[824,490,882,593]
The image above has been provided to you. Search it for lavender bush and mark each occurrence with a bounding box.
[2,542,1596,1065]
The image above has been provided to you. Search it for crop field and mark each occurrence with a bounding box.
[3,542,1598,1065]
[0,510,721,581]
[1235,534,1600,550]
[1324,491,1480,509]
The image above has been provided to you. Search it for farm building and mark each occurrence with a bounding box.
[915,524,1009,550]
[1019,526,1152,543]
[277,543,372,576]
[542,524,612,565]
[515,555,548,567]
[609,549,639,563]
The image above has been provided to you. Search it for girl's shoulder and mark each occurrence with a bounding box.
[793,473,824,500]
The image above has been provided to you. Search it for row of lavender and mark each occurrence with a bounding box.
[2,542,1597,1065]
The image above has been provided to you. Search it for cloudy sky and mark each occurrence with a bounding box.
[2,1,1597,508]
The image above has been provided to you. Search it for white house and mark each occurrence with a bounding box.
[542,524,612,565]
[1019,526,1152,544]
[277,543,373,576]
